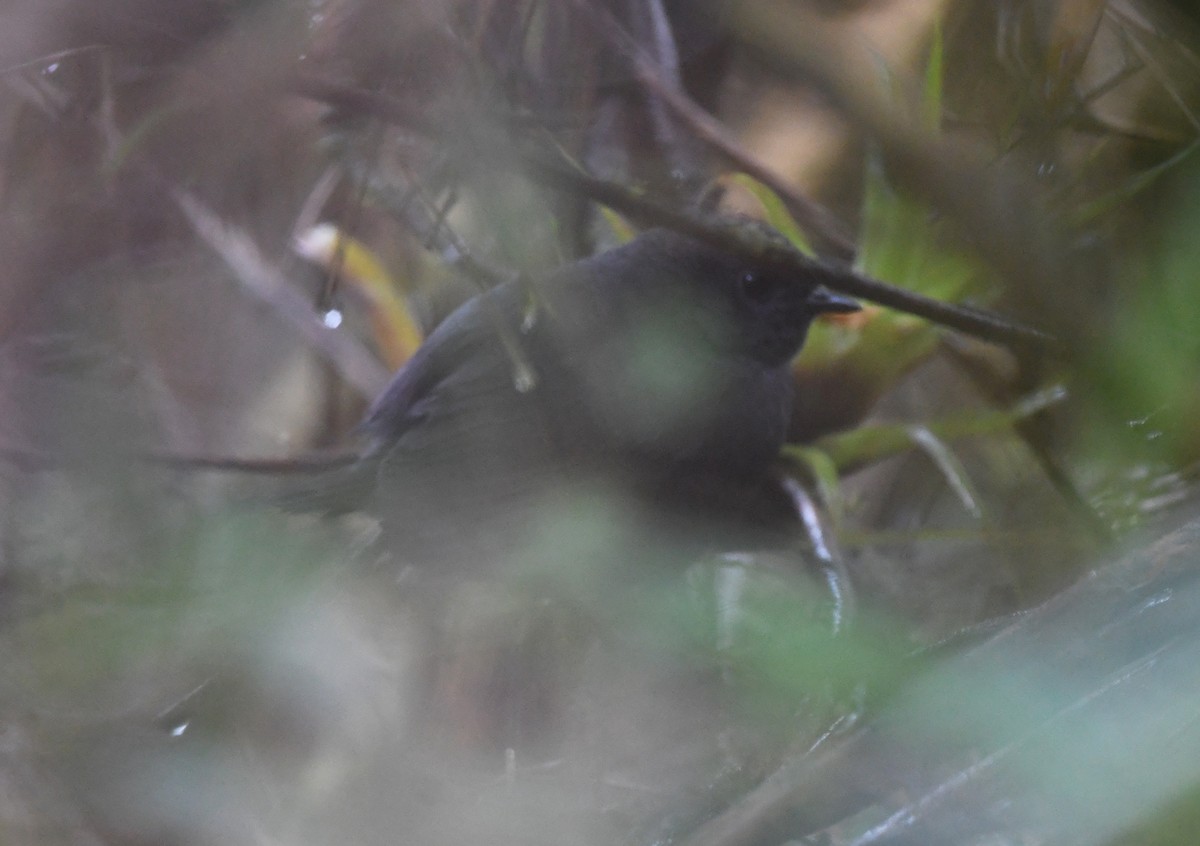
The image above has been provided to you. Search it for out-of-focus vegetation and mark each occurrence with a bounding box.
[2,1,1200,845]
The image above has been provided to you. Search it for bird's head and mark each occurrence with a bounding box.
[628,227,860,367]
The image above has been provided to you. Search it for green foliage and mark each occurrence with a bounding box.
[786,23,1009,497]
[1088,155,1200,466]
[727,173,815,256]
[801,386,1067,474]
[10,510,347,707]
[854,21,991,304]
[647,558,915,722]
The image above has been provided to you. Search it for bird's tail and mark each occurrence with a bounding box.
[262,457,378,514]
[144,450,378,515]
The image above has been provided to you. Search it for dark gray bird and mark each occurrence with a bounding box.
[285,227,858,569]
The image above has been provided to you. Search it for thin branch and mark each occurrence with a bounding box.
[522,156,1061,355]
[566,0,857,258]
[290,75,1060,357]
[173,187,391,397]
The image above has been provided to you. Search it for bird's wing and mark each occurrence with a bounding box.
[362,284,572,565]
[357,284,528,444]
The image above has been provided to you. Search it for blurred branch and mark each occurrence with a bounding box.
[173,188,390,397]
[338,152,511,291]
[683,514,1200,846]
[290,75,1059,356]
[342,158,540,387]
[566,0,857,258]
[582,0,704,200]
[2,64,392,401]
[678,722,886,846]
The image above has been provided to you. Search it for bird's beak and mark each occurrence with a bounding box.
[806,286,861,314]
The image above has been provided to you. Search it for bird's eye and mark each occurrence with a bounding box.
[740,271,774,304]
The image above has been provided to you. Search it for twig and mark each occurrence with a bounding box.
[565,0,857,258]
[522,157,1061,355]
[173,187,390,397]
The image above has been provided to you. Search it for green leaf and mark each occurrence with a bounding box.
[727,173,815,255]
[922,18,944,133]
[801,386,1068,473]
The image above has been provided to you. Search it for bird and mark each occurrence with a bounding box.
[276,225,860,572]
[163,224,862,760]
